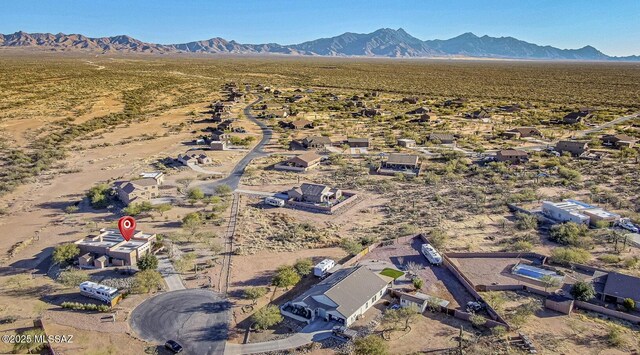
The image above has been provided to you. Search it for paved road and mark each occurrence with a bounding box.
[157,255,185,291]
[130,289,230,355]
[224,321,335,355]
[201,96,270,194]
[576,112,639,137]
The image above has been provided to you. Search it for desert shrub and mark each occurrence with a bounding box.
[340,238,363,256]
[549,222,592,247]
[86,184,112,209]
[622,298,636,312]
[61,302,110,312]
[57,269,89,287]
[551,247,591,265]
[598,254,621,264]
[354,335,388,355]
[571,281,596,301]
[293,258,313,276]
[272,265,300,289]
[252,305,283,330]
[515,213,538,230]
[137,254,159,271]
[52,243,80,265]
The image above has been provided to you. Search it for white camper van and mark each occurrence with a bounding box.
[79,281,119,304]
[264,196,285,207]
[421,244,443,265]
[313,259,336,277]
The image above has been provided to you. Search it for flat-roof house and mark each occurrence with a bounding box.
[276,152,323,172]
[139,172,164,185]
[542,199,620,226]
[302,136,332,149]
[555,140,589,156]
[281,266,392,326]
[346,138,369,148]
[428,133,455,144]
[288,183,342,204]
[563,110,593,124]
[210,141,226,151]
[501,127,543,139]
[397,139,416,148]
[600,272,640,308]
[601,134,636,149]
[495,149,529,164]
[113,178,159,206]
[76,229,156,268]
[406,107,430,115]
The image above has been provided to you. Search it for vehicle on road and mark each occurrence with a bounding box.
[617,218,639,233]
[165,340,183,353]
[264,196,285,207]
[332,326,358,340]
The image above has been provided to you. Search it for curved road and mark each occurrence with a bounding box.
[130,289,230,355]
[200,96,271,194]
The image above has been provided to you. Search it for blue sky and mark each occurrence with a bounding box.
[2,0,640,56]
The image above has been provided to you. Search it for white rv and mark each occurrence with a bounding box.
[264,196,285,207]
[79,281,119,304]
[313,259,336,277]
[421,244,443,265]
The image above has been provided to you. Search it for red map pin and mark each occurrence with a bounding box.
[118,216,136,241]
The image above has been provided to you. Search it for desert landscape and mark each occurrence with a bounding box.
[0,48,639,355]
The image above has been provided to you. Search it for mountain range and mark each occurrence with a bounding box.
[1,28,638,61]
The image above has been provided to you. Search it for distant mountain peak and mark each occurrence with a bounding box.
[0,28,637,61]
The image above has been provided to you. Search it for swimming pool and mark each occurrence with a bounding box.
[512,264,563,283]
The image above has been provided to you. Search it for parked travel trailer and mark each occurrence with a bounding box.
[313,259,336,277]
[264,196,286,207]
[421,244,443,265]
[79,281,120,305]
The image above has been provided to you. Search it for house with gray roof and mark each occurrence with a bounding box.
[378,153,422,176]
[281,266,392,326]
[288,183,341,204]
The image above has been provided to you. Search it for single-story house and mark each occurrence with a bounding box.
[501,127,543,139]
[402,97,419,104]
[495,149,529,164]
[346,138,369,148]
[177,151,212,166]
[466,108,491,119]
[210,141,226,151]
[601,134,636,149]
[555,140,589,156]
[563,110,593,124]
[443,98,467,107]
[428,133,455,144]
[379,154,421,176]
[397,139,416,148]
[288,183,342,204]
[600,272,640,308]
[410,112,437,123]
[76,229,156,269]
[275,152,323,172]
[302,136,332,149]
[406,107,430,115]
[281,119,313,130]
[281,266,392,326]
[113,178,159,206]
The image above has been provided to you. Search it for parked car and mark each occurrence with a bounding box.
[165,340,183,353]
[466,301,485,313]
[618,219,639,233]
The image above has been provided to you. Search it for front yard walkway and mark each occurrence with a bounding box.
[224,320,335,355]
